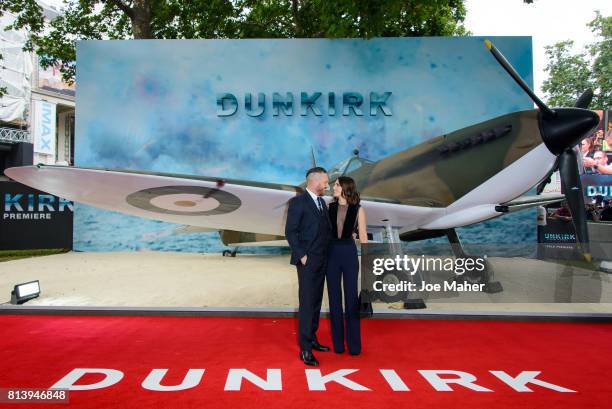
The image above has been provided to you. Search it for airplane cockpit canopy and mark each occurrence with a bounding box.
[327,150,375,181]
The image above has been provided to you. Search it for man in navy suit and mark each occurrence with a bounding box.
[285,167,332,366]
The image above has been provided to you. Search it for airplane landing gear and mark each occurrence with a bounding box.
[446,229,503,294]
[382,222,428,309]
[222,249,237,257]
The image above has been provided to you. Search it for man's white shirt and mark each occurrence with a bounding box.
[306,188,323,211]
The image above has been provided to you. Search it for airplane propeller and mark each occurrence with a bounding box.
[574,88,594,109]
[485,40,599,261]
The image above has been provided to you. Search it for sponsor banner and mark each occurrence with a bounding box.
[33,100,56,156]
[0,181,73,250]
[536,218,579,260]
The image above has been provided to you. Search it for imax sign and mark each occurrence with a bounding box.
[34,100,56,156]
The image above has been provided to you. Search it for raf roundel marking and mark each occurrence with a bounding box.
[126,186,241,216]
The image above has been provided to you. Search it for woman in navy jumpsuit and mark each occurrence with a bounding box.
[326,176,368,355]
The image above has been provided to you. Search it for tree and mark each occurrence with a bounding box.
[239,0,468,38]
[541,40,592,108]
[0,0,468,85]
[542,11,611,109]
[587,11,611,109]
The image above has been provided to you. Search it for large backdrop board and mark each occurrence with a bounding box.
[74,37,534,252]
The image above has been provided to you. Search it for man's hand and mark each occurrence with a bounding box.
[583,157,597,167]
[300,255,308,265]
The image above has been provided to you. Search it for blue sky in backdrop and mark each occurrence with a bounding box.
[76,37,532,183]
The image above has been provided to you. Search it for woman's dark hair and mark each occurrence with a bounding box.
[335,176,360,205]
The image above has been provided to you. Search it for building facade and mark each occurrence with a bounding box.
[0,2,75,175]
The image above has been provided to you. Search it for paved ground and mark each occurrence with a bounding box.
[0,251,611,314]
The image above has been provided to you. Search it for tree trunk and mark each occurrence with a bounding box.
[131,0,152,39]
[291,0,302,38]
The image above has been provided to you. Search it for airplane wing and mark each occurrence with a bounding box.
[4,165,438,236]
[495,193,565,213]
[173,225,219,234]
[231,240,290,247]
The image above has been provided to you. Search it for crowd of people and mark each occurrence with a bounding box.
[547,124,612,223]
[578,123,612,219]
[581,128,612,174]
[587,198,612,222]
[548,199,612,222]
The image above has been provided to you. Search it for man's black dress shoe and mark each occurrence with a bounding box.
[312,340,330,352]
[300,350,319,366]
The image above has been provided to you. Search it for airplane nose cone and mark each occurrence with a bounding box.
[540,108,600,156]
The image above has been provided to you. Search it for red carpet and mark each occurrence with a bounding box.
[0,315,610,408]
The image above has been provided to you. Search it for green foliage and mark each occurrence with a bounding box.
[0,0,467,84]
[237,0,468,38]
[542,40,592,108]
[542,11,611,109]
[0,248,70,262]
[587,11,611,109]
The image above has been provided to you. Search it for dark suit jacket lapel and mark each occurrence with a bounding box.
[303,191,320,217]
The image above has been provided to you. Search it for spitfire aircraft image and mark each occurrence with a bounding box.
[4,40,600,289]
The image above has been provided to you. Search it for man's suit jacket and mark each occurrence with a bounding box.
[285,192,328,265]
